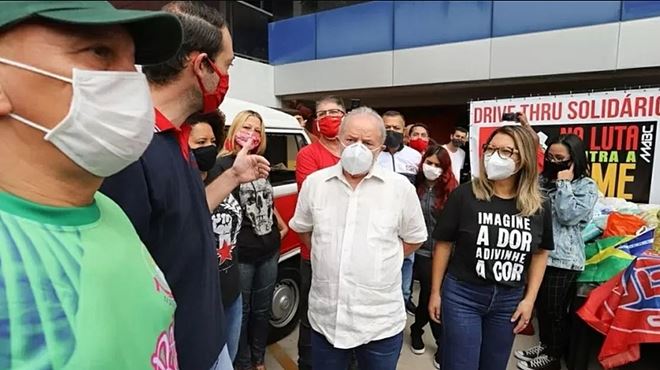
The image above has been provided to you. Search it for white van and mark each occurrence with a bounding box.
[220,97,310,342]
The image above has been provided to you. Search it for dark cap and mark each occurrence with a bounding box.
[0,1,183,65]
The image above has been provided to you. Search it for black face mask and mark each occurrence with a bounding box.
[385,130,404,149]
[451,138,465,148]
[543,159,571,180]
[192,145,218,171]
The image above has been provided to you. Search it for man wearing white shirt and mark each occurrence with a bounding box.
[443,126,468,182]
[289,107,427,370]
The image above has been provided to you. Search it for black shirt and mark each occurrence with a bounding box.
[212,156,280,264]
[433,182,554,287]
[207,177,243,307]
[100,132,224,370]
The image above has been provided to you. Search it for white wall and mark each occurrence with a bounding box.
[226,57,280,108]
[273,16,660,96]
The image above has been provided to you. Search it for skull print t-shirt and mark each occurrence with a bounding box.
[433,182,554,288]
[214,156,281,264]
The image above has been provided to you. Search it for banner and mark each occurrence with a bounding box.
[469,89,660,204]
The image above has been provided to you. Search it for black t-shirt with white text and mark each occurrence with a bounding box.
[433,182,554,287]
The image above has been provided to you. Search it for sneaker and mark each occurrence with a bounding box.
[514,343,547,361]
[517,354,560,370]
[433,350,441,369]
[410,334,425,355]
[405,299,417,316]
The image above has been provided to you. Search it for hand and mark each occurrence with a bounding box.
[511,299,534,334]
[230,137,270,183]
[517,112,530,128]
[557,163,574,181]
[428,292,442,324]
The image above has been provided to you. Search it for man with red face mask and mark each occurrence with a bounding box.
[100,2,270,370]
[408,123,431,153]
[294,95,346,370]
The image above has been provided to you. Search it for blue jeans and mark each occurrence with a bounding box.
[224,295,243,362]
[441,274,524,370]
[209,345,233,370]
[236,252,279,368]
[402,253,414,302]
[311,330,403,370]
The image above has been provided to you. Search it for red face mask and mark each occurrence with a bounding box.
[409,138,429,153]
[316,116,342,139]
[196,57,229,113]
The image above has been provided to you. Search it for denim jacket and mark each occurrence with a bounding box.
[416,186,438,258]
[541,176,599,271]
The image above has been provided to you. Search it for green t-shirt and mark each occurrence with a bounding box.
[0,192,177,369]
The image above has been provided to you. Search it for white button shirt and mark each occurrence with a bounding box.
[377,145,422,177]
[289,163,427,348]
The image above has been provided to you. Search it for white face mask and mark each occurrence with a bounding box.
[422,163,443,181]
[484,153,517,181]
[0,57,154,177]
[340,142,377,176]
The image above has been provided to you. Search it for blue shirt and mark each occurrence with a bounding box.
[100,110,224,370]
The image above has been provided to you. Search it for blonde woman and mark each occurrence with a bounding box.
[428,125,554,370]
[210,110,288,370]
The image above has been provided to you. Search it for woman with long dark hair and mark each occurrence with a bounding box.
[409,145,458,369]
[429,125,554,370]
[515,134,598,370]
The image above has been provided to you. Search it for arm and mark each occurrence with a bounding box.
[298,232,312,250]
[206,138,270,211]
[274,207,289,240]
[403,241,423,256]
[427,185,462,324]
[289,179,314,235]
[429,241,452,323]
[511,249,550,333]
[399,183,428,255]
[554,176,599,226]
[518,112,540,146]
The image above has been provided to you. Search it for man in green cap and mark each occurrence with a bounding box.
[0,1,184,369]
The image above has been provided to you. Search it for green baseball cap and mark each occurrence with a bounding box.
[0,1,182,65]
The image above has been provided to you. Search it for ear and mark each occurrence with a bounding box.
[191,52,208,80]
[0,82,13,116]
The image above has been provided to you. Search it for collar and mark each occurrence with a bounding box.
[154,108,191,160]
[324,162,386,183]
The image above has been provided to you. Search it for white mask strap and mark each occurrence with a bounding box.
[0,56,72,84]
[8,113,50,134]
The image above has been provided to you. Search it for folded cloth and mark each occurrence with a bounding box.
[577,251,660,369]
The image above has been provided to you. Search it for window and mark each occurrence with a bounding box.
[264,132,307,186]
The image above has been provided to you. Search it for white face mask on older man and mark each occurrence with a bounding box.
[0,56,154,177]
[340,142,378,176]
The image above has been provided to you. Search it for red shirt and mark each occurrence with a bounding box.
[154,109,192,161]
[295,141,340,260]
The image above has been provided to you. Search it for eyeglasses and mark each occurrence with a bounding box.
[316,109,345,118]
[482,145,519,158]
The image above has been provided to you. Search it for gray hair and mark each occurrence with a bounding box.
[339,106,386,144]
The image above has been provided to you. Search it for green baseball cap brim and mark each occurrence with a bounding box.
[0,1,182,65]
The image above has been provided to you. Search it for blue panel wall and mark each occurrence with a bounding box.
[316,1,394,59]
[394,1,492,49]
[622,0,660,20]
[492,1,621,37]
[268,14,316,65]
[268,1,660,65]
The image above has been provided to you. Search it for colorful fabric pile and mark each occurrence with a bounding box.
[575,197,660,368]
[577,251,660,369]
